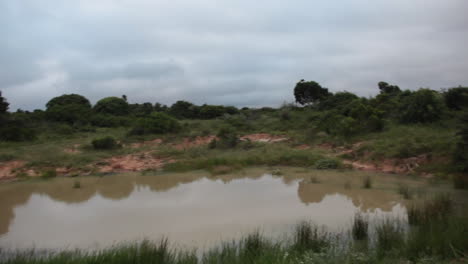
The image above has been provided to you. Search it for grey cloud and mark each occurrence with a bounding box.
[1,0,468,111]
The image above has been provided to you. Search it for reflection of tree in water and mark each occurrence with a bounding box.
[96,176,135,200]
[0,184,35,235]
[297,180,401,212]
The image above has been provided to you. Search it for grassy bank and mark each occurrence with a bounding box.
[2,196,466,264]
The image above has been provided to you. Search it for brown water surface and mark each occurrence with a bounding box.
[0,167,455,250]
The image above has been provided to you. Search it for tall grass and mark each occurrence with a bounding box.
[352,212,368,241]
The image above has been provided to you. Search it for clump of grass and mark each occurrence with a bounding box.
[375,219,405,258]
[0,153,16,162]
[292,221,329,253]
[41,169,57,179]
[91,136,120,150]
[362,176,372,189]
[398,184,413,199]
[73,180,81,189]
[271,168,283,176]
[408,194,453,226]
[352,212,369,241]
[314,158,340,169]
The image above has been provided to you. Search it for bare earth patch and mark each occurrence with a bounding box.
[0,160,25,180]
[172,136,217,150]
[240,133,288,143]
[64,144,82,154]
[97,152,175,173]
[130,138,163,148]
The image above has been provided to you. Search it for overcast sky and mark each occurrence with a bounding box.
[2,0,468,110]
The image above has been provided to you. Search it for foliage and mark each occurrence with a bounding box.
[94,97,129,116]
[314,158,340,169]
[45,94,92,124]
[0,119,36,141]
[352,212,369,240]
[0,90,9,114]
[130,112,181,135]
[210,126,240,149]
[198,104,225,119]
[444,86,468,110]
[453,110,468,174]
[90,114,131,127]
[378,81,401,94]
[169,100,199,119]
[317,91,359,111]
[399,89,445,123]
[294,80,330,105]
[91,136,120,150]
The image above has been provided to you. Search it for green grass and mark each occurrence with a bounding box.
[355,124,456,160]
[162,144,327,173]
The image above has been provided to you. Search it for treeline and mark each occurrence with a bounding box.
[293,80,467,137]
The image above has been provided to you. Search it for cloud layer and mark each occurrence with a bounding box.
[2,0,468,110]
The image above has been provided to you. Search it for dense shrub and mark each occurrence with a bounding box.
[94,97,129,116]
[0,120,36,141]
[399,89,445,123]
[199,104,225,119]
[90,114,131,127]
[315,158,340,169]
[444,86,468,110]
[92,136,119,150]
[45,94,92,124]
[209,126,240,149]
[169,101,199,119]
[318,91,358,111]
[129,112,181,135]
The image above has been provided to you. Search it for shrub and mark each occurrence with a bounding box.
[444,86,468,110]
[41,169,57,179]
[94,97,129,116]
[129,112,181,135]
[210,126,239,149]
[92,136,119,150]
[399,89,445,123]
[46,94,92,124]
[314,158,339,169]
[0,120,36,141]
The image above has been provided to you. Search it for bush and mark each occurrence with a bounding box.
[92,136,119,150]
[210,126,239,149]
[314,158,339,169]
[46,94,92,124]
[0,120,36,141]
[399,89,445,123]
[41,169,57,179]
[94,97,129,116]
[90,114,131,127]
[129,112,181,135]
[444,86,468,110]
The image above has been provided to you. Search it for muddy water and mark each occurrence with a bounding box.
[0,167,455,250]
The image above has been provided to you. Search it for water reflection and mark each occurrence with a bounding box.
[0,168,423,249]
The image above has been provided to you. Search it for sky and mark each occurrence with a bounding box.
[2,0,468,111]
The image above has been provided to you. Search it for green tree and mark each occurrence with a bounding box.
[294,80,330,105]
[399,89,445,123]
[45,94,92,124]
[94,97,129,116]
[378,81,401,94]
[0,91,8,114]
[169,100,199,119]
[444,86,468,110]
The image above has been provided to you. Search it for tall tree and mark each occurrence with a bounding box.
[0,91,8,114]
[294,80,330,105]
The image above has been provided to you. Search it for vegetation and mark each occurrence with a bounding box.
[91,136,120,150]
